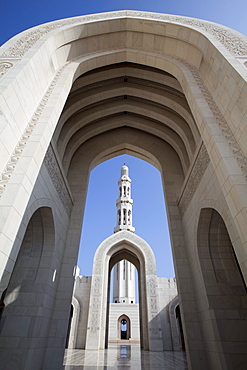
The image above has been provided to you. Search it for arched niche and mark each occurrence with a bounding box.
[196,208,247,370]
[0,207,56,369]
[86,230,163,352]
[169,296,185,351]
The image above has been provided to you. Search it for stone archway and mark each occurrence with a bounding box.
[86,230,163,351]
[118,314,131,340]
[0,10,247,370]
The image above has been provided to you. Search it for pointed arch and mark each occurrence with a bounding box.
[86,230,162,351]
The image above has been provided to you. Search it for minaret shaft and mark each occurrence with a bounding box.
[113,165,136,303]
[113,260,135,304]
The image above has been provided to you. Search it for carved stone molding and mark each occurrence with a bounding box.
[1,11,246,61]
[182,58,247,181]
[0,62,13,77]
[179,144,210,216]
[0,61,70,197]
[44,145,73,216]
[128,11,247,56]
[93,231,157,276]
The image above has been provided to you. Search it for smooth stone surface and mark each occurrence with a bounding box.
[63,344,188,369]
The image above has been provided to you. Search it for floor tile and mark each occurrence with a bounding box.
[63,344,188,369]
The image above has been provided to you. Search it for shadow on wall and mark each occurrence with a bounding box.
[0,207,57,369]
[149,297,185,353]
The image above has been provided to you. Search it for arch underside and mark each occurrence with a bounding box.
[56,62,198,179]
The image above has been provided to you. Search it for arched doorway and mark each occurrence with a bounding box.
[118,315,131,340]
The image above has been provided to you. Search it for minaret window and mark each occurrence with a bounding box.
[128,210,131,225]
[119,187,122,197]
[124,186,126,196]
[123,209,126,225]
[118,210,121,225]
[127,187,130,196]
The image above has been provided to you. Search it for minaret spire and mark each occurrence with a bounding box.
[114,164,135,233]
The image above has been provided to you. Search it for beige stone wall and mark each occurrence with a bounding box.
[157,277,178,350]
[108,303,140,342]
[69,276,92,349]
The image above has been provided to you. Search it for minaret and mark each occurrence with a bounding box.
[114,164,135,233]
[113,165,135,304]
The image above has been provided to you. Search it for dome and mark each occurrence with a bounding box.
[121,164,129,177]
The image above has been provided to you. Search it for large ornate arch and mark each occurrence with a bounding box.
[0,11,246,370]
[0,12,246,287]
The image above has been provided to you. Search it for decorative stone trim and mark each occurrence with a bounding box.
[1,11,246,61]
[93,231,157,275]
[178,144,210,216]
[130,11,247,57]
[0,61,70,198]
[183,59,247,181]
[0,62,13,77]
[177,53,247,216]
[44,145,73,216]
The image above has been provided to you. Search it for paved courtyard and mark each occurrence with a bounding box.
[63,344,188,369]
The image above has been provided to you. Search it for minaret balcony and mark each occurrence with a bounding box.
[114,225,135,233]
[116,198,133,205]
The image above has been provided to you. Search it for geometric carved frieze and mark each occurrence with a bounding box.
[93,231,157,276]
[0,62,70,198]
[133,11,247,57]
[44,145,73,216]
[185,60,247,181]
[178,55,247,216]
[178,143,210,217]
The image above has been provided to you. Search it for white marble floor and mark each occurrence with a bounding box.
[63,344,188,369]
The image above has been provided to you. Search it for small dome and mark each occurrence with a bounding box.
[121,164,129,177]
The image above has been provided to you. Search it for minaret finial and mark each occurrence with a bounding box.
[114,165,135,233]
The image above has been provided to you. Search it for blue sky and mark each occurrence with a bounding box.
[79,156,173,277]
[1,1,246,278]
